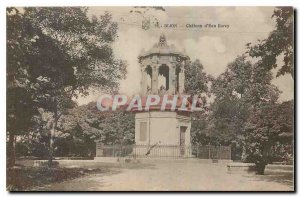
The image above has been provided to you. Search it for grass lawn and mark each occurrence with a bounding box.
[7,165,108,191]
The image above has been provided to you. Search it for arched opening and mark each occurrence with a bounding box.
[158,64,169,91]
[176,65,181,93]
[145,65,152,92]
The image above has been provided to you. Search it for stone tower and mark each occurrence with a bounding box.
[139,34,189,96]
[134,34,192,157]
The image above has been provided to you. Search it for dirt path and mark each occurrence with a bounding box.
[40,162,293,191]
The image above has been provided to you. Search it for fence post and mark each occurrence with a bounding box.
[134,145,136,159]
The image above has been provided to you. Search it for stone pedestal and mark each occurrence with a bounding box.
[134,111,191,157]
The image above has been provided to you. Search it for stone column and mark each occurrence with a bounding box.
[179,63,185,94]
[152,64,158,94]
[169,64,176,94]
[141,65,147,95]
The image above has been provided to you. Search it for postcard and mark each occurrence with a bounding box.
[6,6,294,191]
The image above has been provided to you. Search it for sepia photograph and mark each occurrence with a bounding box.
[6,5,294,191]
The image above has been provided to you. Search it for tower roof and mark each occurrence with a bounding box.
[138,34,189,59]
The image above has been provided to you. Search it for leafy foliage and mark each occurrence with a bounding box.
[243,101,293,157]
[184,59,212,97]
[7,8,40,166]
[247,7,294,78]
[210,55,282,161]
[243,100,294,173]
[54,102,135,157]
[184,59,213,145]
[211,56,253,145]
[22,7,127,115]
[7,7,127,163]
[190,115,211,146]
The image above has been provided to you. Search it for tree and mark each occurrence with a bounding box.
[210,55,281,161]
[6,8,40,167]
[7,87,38,166]
[190,115,211,146]
[57,102,135,157]
[243,100,293,174]
[210,56,252,145]
[184,59,211,97]
[184,59,213,145]
[7,7,127,166]
[247,7,294,78]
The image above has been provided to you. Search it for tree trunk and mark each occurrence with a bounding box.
[241,145,247,162]
[8,132,15,168]
[48,122,55,167]
[48,97,59,168]
[255,143,271,175]
[255,163,266,175]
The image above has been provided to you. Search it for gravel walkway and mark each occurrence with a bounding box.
[39,161,293,191]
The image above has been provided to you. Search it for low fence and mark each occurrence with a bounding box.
[96,144,231,160]
[193,145,231,160]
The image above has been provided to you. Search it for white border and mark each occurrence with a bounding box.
[1,0,300,6]
[0,0,298,196]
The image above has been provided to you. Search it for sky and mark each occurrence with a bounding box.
[76,6,294,105]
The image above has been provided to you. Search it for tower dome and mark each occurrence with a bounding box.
[139,34,190,95]
[139,34,189,60]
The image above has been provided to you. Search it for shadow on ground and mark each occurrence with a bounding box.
[37,162,157,191]
[243,168,293,187]
[8,161,157,191]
